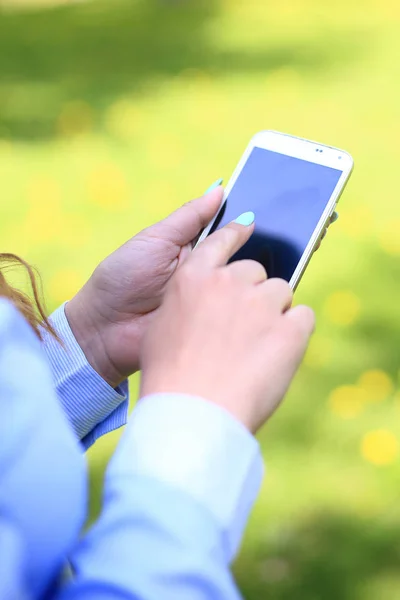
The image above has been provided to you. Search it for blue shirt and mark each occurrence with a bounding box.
[0,298,263,599]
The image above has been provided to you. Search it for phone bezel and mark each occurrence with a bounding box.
[195,130,354,290]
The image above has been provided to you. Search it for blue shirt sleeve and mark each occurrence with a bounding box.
[0,516,30,600]
[58,394,264,599]
[0,299,87,599]
[41,304,129,449]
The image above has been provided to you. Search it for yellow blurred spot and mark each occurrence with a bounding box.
[21,177,64,244]
[23,177,91,248]
[87,163,129,210]
[358,369,394,403]
[324,290,361,326]
[379,220,400,256]
[48,269,82,305]
[336,205,374,240]
[27,176,61,206]
[329,385,368,419]
[304,335,332,368]
[361,430,398,466]
[105,99,142,140]
[58,101,93,137]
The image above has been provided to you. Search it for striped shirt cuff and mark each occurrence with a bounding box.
[41,304,129,449]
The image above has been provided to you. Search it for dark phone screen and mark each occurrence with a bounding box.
[209,147,343,281]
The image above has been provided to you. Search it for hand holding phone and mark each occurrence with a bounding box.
[140,213,315,434]
[196,131,353,289]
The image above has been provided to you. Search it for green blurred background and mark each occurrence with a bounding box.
[1,0,400,597]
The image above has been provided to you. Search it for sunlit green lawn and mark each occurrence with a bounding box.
[1,0,400,597]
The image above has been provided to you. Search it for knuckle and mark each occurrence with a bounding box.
[218,226,236,248]
[287,307,315,340]
[298,306,316,331]
[242,259,266,279]
[267,278,293,302]
[177,261,197,284]
[212,265,233,287]
[254,261,268,280]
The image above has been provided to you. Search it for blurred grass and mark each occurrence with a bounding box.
[1,0,400,597]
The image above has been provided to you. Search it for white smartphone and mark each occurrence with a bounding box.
[196,130,353,290]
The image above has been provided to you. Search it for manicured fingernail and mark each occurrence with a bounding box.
[331,211,339,223]
[234,211,255,226]
[204,178,223,194]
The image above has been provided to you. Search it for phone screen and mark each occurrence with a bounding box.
[209,147,343,282]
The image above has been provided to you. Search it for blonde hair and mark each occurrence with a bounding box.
[0,253,58,340]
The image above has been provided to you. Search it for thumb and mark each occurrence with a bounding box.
[150,179,224,247]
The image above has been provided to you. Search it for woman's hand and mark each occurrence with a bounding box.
[140,213,315,433]
[66,178,333,391]
[66,182,223,388]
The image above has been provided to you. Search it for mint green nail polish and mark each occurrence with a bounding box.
[204,178,223,194]
[234,211,255,226]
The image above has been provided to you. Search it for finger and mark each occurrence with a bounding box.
[150,180,224,247]
[280,305,315,363]
[315,211,338,252]
[226,259,267,285]
[284,304,315,338]
[265,305,315,406]
[315,228,327,251]
[260,277,293,313]
[191,211,255,269]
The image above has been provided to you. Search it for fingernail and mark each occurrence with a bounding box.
[204,178,223,194]
[234,211,255,226]
[331,211,339,223]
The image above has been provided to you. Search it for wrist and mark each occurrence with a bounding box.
[140,374,256,433]
[65,293,123,389]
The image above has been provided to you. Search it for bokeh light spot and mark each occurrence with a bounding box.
[87,163,129,210]
[324,290,361,326]
[336,205,374,240]
[22,177,64,244]
[358,369,394,403]
[361,430,398,466]
[329,385,368,419]
[27,176,61,207]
